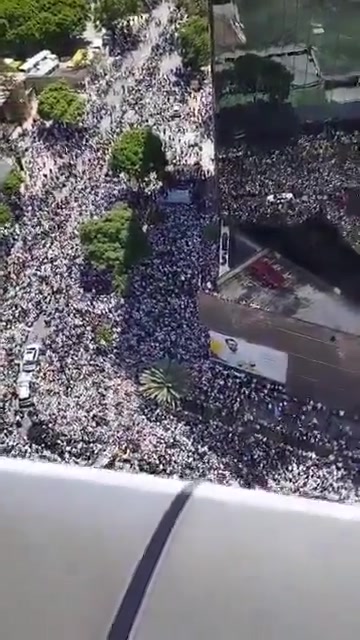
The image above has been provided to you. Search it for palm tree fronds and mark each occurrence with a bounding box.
[139,358,189,409]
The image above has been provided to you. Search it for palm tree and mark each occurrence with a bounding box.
[139,359,189,409]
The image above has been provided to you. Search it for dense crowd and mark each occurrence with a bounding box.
[218,131,360,244]
[1,1,360,503]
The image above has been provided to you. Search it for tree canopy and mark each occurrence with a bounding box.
[93,0,141,31]
[139,359,189,409]
[0,0,89,57]
[175,0,208,18]
[1,167,23,197]
[37,81,86,125]
[0,202,12,226]
[178,16,210,71]
[79,204,148,294]
[234,54,293,102]
[110,127,167,182]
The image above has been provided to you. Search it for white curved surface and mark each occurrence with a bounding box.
[0,458,359,640]
[0,459,181,640]
[139,485,360,640]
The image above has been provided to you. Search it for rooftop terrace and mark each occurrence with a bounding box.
[233,0,360,76]
[218,248,360,336]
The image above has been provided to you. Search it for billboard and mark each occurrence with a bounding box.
[158,188,191,205]
[210,330,288,383]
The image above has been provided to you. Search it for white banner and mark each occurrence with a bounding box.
[210,330,288,384]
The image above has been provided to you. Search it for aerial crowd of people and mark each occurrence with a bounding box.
[217,131,359,245]
[1,1,360,502]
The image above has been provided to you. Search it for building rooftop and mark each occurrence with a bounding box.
[212,1,246,56]
[0,72,25,106]
[218,249,360,337]
[0,157,13,183]
[230,0,360,76]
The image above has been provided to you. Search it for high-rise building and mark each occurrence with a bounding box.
[200,0,360,408]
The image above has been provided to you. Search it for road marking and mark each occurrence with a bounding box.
[296,374,346,392]
[297,375,317,383]
[276,325,337,345]
[287,350,360,374]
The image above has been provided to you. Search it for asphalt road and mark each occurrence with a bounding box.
[11,316,49,430]
[100,2,171,131]
[13,3,173,425]
[199,292,360,412]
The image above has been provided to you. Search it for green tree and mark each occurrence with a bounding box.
[146,205,165,226]
[80,204,148,294]
[37,81,86,125]
[178,16,210,72]
[0,202,12,226]
[95,324,114,346]
[1,167,23,197]
[110,127,167,182]
[0,18,8,40]
[93,0,140,31]
[139,359,189,409]
[175,0,208,18]
[0,0,89,57]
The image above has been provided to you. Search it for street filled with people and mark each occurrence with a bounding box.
[1,1,360,503]
[218,132,360,244]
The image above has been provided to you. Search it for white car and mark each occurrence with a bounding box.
[21,343,40,373]
[266,192,294,204]
[16,373,32,409]
[171,105,182,117]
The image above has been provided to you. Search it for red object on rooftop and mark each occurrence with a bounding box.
[249,259,286,288]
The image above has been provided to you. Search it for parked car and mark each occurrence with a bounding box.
[21,343,40,373]
[16,373,33,410]
[171,105,182,117]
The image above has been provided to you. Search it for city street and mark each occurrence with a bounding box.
[1,0,360,503]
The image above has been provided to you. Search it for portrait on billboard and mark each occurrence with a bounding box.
[210,330,288,383]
